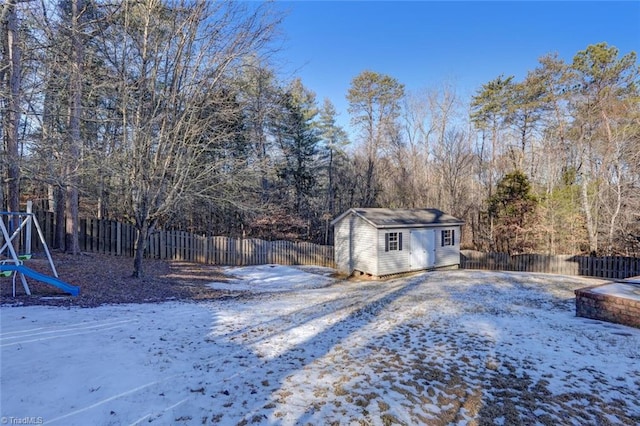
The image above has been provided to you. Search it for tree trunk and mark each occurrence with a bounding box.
[65,177,80,253]
[364,156,375,207]
[132,227,146,278]
[132,219,154,278]
[2,0,22,214]
[580,173,598,255]
[64,0,84,255]
[54,186,65,249]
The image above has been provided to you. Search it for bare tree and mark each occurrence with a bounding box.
[570,43,639,255]
[62,0,86,254]
[109,0,280,277]
[433,129,475,219]
[395,89,434,208]
[0,0,28,214]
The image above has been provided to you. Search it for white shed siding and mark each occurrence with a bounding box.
[377,229,410,276]
[434,226,461,267]
[332,208,463,277]
[333,218,351,274]
[351,215,378,276]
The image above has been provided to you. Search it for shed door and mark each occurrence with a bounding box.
[410,229,435,270]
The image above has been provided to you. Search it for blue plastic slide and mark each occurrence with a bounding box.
[0,264,79,296]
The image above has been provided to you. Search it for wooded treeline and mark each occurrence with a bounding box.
[2,1,639,276]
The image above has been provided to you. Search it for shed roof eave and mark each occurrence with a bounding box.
[373,222,465,229]
[331,208,465,228]
[330,208,355,226]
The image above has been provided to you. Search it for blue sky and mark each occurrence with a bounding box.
[273,1,640,131]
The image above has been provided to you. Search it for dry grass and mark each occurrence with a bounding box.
[0,252,233,307]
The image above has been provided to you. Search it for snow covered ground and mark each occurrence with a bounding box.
[589,281,640,299]
[1,267,639,425]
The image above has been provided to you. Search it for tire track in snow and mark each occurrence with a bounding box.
[0,319,136,347]
[16,304,252,425]
[43,374,181,425]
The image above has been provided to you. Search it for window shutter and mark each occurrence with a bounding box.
[399,232,403,251]
[385,233,389,252]
[441,230,445,247]
[452,230,455,245]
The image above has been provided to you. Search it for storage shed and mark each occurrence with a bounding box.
[331,208,464,277]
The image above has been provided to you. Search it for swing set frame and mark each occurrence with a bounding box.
[0,201,60,297]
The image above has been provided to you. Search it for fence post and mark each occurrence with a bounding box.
[116,222,122,256]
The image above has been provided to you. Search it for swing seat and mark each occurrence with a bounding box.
[0,259,21,277]
[0,255,34,278]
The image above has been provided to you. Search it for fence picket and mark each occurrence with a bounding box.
[460,250,640,279]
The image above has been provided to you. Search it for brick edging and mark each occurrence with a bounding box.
[575,283,640,329]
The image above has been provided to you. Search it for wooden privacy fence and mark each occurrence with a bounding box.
[146,233,335,267]
[31,212,335,268]
[25,212,638,277]
[461,250,640,279]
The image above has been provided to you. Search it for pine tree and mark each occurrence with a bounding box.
[488,170,538,254]
[347,71,404,207]
[272,78,320,218]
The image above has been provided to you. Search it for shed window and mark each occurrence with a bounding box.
[385,232,403,252]
[441,229,455,246]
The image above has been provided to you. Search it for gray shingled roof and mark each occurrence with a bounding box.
[332,208,464,228]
